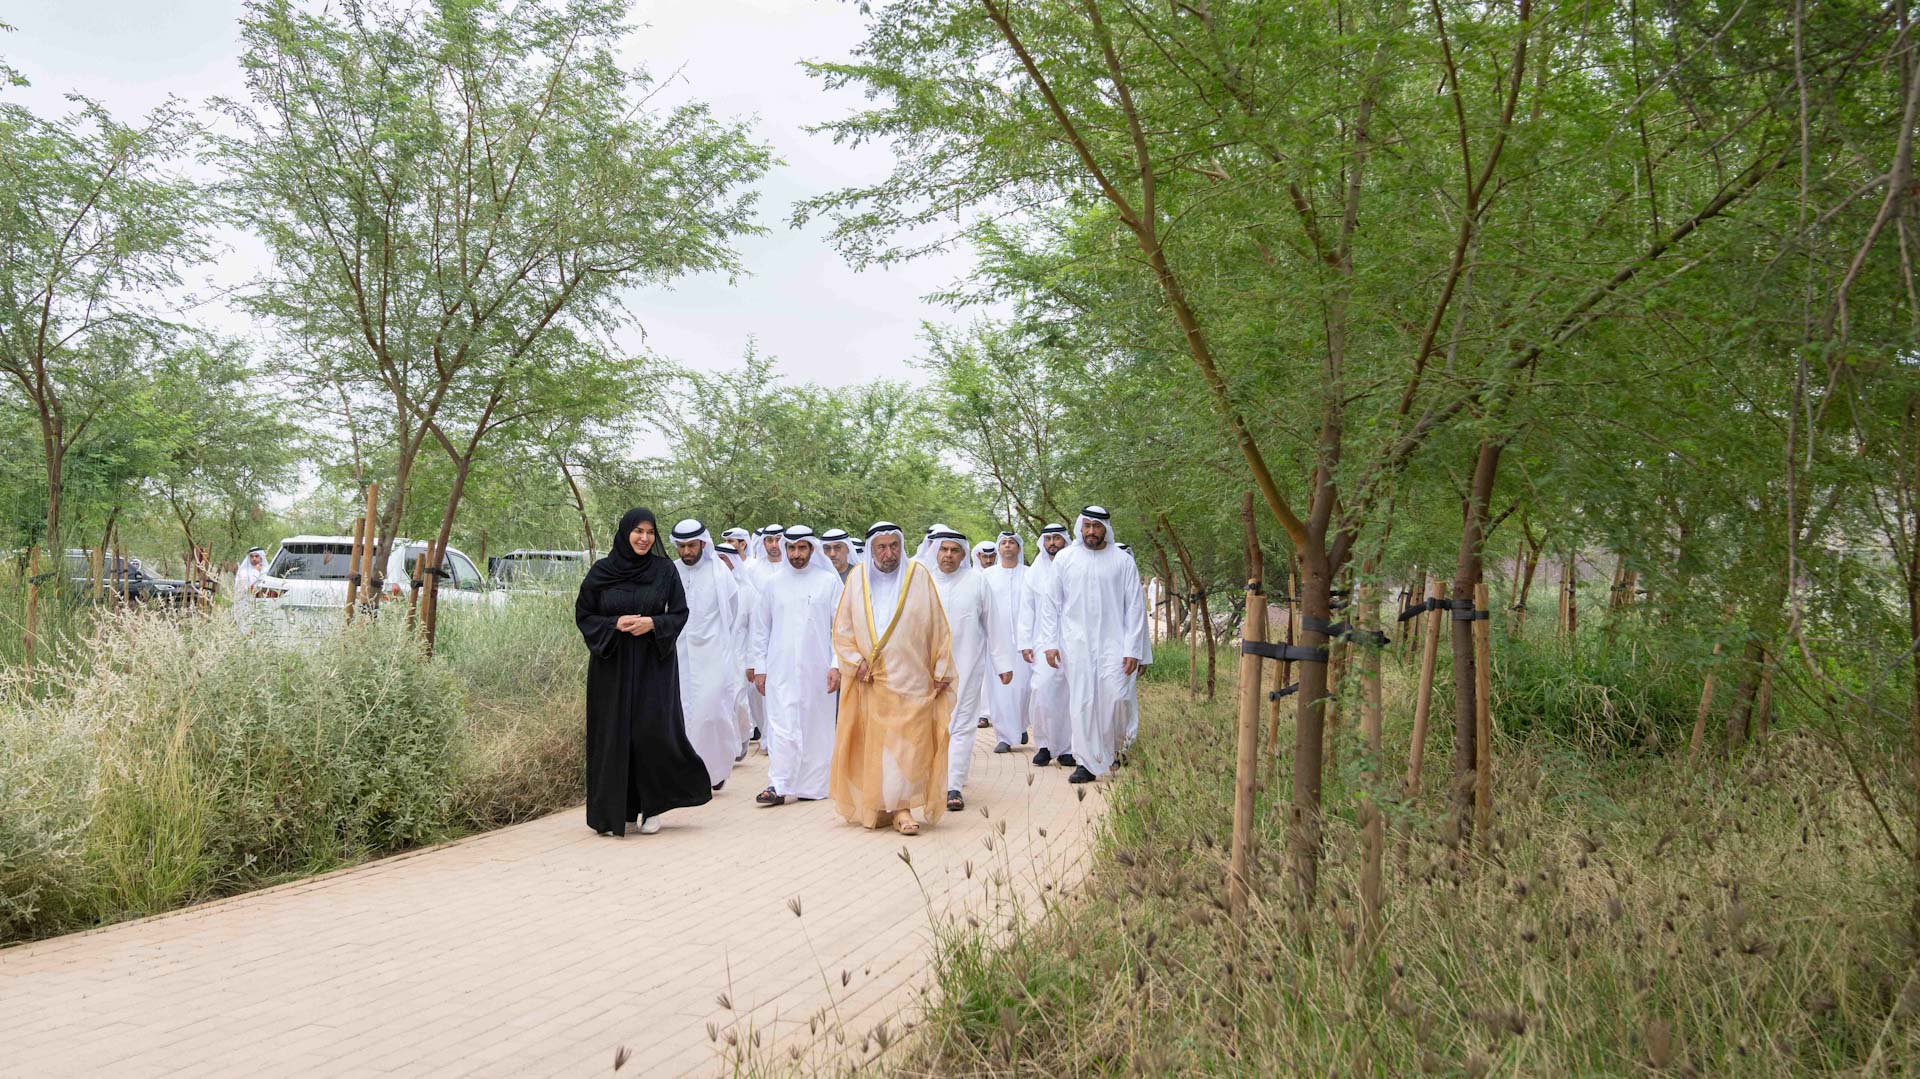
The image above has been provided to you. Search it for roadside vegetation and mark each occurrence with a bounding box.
[0,595,583,944]
[901,625,1917,1076]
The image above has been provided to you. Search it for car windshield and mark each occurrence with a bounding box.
[268,543,355,580]
[403,548,485,591]
[496,556,583,585]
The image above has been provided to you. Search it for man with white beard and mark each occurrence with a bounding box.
[1021,523,1072,767]
[670,520,744,789]
[749,526,844,806]
[918,528,1012,812]
[981,531,1031,755]
[1038,507,1147,784]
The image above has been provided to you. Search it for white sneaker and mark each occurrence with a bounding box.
[638,816,662,835]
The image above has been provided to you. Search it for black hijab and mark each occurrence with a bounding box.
[583,507,668,590]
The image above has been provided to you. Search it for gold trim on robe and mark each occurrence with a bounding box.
[830,562,955,828]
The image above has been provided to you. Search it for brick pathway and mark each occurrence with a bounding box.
[0,728,1105,1077]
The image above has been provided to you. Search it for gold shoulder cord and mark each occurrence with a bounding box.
[864,561,918,675]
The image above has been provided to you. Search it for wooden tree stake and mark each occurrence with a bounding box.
[1405,580,1444,797]
[363,482,382,609]
[1228,492,1265,921]
[1686,639,1724,767]
[1473,580,1494,844]
[1357,580,1385,952]
[345,515,366,624]
[23,546,40,683]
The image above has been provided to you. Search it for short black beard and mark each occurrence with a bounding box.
[1083,536,1107,550]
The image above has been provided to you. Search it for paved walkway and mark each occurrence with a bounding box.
[0,728,1105,1077]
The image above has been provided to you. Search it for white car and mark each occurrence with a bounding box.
[246,534,503,636]
[488,549,591,597]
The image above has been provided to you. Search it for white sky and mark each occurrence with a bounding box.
[3,0,977,387]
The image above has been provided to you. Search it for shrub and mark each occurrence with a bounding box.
[0,670,96,938]
[1492,624,1701,754]
[1,609,472,938]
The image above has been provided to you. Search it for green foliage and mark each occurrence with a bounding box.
[1491,622,1702,754]
[0,599,587,943]
[621,345,999,538]
[0,86,211,556]
[217,0,774,561]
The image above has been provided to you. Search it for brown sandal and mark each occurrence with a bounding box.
[893,812,921,836]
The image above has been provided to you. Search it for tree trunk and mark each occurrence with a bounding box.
[1724,635,1766,751]
[40,418,64,569]
[1907,391,1919,945]
[1515,541,1540,632]
[1447,439,1502,844]
[1564,554,1579,640]
[1289,542,1334,905]
[423,459,475,657]
[558,456,596,553]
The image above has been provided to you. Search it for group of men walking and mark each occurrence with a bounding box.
[664,508,1150,835]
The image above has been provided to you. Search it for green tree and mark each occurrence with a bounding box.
[145,338,300,563]
[217,0,772,586]
[0,82,208,559]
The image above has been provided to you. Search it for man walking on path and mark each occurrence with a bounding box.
[919,528,1012,811]
[1022,523,1072,767]
[749,526,843,806]
[1037,507,1146,784]
[982,531,1031,754]
[828,523,955,835]
[671,520,745,789]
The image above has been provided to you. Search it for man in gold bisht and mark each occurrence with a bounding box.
[830,522,955,836]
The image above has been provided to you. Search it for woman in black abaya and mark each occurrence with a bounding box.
[576,507,713,836]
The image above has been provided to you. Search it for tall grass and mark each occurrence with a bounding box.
[898,632,1915,1076]
[0,595,587,943]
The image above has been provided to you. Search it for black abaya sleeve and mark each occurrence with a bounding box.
[646,569,690,658]
[575,578,622,659]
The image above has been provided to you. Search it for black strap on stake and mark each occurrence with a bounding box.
[1269,682,1300,701]
[1397,596,1488,622]
[1301,615,1390,648]
[1241,638,1330,665]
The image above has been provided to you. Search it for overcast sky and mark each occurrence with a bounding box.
[4,0,978,388]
